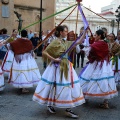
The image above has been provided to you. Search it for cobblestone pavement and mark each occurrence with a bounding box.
[0,57,120,120]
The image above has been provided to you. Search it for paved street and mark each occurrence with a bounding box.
[0,57,120,120]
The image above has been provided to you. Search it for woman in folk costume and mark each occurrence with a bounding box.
[0,43,5,91]
[33,25,86,118]
[108,33,120,85]
[7,30,41,94]
[2,29,20,73]
[115,33,120,85]
[79,30,118,109]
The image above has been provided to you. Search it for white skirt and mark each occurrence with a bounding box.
[33,62,85,108]
[0,67,4,91]
[9,53,41,88]
[79,61,118,99]
[113,57,120,85]
[2,50,14,72]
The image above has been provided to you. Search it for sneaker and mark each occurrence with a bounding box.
[47,106,56,114]
[66,109,79,119]
[17,88,22,95]
[99,103,109,109]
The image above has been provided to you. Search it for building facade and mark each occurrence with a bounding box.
[101,0,120,13]
[0,0,55,34]
[56,0,118,35]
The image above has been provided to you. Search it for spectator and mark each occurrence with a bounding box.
[28,30,34,40]
[2,28,7,34]
[30,32,40,59]
[77,27,85,68]
[0,28,10,61]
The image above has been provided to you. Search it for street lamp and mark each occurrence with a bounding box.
[37,0,43,56]
[115,5,120,32]
[39,0,42,40]
[37,0,45,56]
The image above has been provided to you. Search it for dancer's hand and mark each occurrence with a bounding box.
[54,58,61,62]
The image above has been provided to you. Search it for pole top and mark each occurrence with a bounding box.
[76,0,82,5]
[76,0,82,3]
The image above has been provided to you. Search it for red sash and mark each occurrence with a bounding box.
[88,41,109,63]
[10,38,33,55]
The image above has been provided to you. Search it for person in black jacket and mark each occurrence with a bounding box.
[77,44,85,68]
[77,27,85,68]
[30,32,40,59]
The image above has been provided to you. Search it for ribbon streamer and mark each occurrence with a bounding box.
[78,4,89,30]
[60,4,89,59]
[34,5,77,51]
[82,5,110,22]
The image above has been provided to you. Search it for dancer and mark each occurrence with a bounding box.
[0,43,5,91]
[108,33,120,85]
[0,28,10,60]
[115,33,120,84]
[7,30,41,94]
[33,25,86,118]
[2,29,20,72]
[79,30,118,109]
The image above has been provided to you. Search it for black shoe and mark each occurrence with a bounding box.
[66,109,79,118]
[47,106,56,114]
[17,88,22,95]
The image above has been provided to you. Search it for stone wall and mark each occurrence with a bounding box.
[0,0,55,35]
[14,0,55,33]
[0,0,14,34]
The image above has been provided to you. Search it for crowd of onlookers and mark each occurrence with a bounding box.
[0,28,57,67]
[1,27,120,69]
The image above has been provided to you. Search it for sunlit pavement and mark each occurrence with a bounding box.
[0,57,120,120]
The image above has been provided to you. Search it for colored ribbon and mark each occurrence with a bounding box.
[78,4,89,30]
[82,5,110,22]
[60,4,89,59]
[34,5,77,51]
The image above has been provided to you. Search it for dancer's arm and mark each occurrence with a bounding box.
[75,29,87,45]
[71,29,87,51]
[42,51,61,62]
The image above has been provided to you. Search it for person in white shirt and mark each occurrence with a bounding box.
[28,30,34,40]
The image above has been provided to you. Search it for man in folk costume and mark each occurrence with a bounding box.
[7,30,41,94]
[33,25,87,118]
[0,43,5,91]
[79,30,118,109]
[108,33,120,85]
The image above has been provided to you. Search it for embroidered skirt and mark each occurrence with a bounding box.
[113,57,120,85]
[79,61,118,99]
[9,53,41,88]
[33,62,85,108]
[2,50,14,72]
